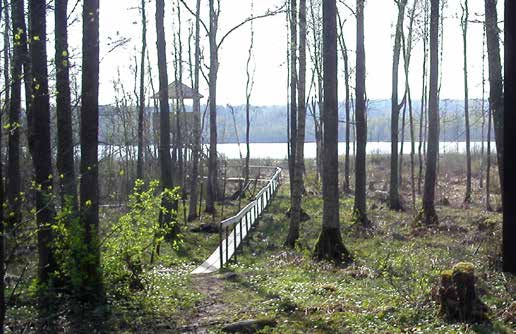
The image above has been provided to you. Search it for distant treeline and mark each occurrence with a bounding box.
[97,99,491,145]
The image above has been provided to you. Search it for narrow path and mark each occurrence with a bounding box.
[178,274,229,333]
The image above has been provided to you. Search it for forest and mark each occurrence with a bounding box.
[0,0,514,333]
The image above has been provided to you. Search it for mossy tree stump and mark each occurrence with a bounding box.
[438,262,489,322]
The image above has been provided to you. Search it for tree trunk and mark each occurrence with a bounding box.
[418,0,428,195]
[28,0,58,327]
[486,104,492,211]
[55,0,77,212]
[503,0,516,274]
[79,0,104,305]
[188,0,202,221]
[314,0,350,264]
[286,0,307,248]
[389,0,407,211]
[156,0,178,237]
[206,0,219,214]
[462,0,471,204]
[353,0,369,226]
[6,0,27,232]
[337,11,351,193]
[136,0,147,180]
[244,5,255,186]
[422,0,439,225]
[288,0,298,208]
[484,0,503,209]
[0,3,5,329]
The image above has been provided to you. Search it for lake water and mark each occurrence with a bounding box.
[97,141,496,161]
[216,141,496,160]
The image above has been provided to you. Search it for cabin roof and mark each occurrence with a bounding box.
[152,81,204,99]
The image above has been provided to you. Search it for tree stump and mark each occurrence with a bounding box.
[438,262,489,322]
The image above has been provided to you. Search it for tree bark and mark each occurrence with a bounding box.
[188,0,202,221]
[313,0,350,264]
[55,0,77,211]
[389,0,407,211]
[503,0,516,274]
[206,0,219,214]
[484,0,503,209]
[136,0,147,180]
[6,0,27,232]
[0,3,5,329]
[28,0,58,327]
[156,0,178,237]
[422,0,440,225]
[286,0,307,248]
[462,0,472,204]
[353,0,369,226]
[79,0,104,304]
[288,0,298,208]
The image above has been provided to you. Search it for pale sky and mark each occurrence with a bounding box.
[58,0,504,107]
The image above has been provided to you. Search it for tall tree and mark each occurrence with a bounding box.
[6,0,27,232]
[136,0,147,180]
[353,0,369,226]
[337,11,351,193]
[286,0,307,248]
[28,0,58,327]
[389,0,407,211]
[461,0,472,204]
[55,0,77,210]
[484,0,503,208]
[503,0,514,274]
[421,0,439,225]
[288,0,298,209]
[79,0,104,304]
[205,0,220,214]
[156,0,178,237]
[188,0,202,221]
[313,0,350,263]
[244,2,255,186]
[418,0,429,195]
[0,3,5,330]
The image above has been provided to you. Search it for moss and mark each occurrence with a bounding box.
[452,262,475,275]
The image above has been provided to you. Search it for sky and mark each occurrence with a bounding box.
[59,0,504,107]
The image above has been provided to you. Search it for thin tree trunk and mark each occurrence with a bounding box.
[418,0,428,195]
[286,0,307,248]
[462,0,471,204]
[486,104,492,211]
[136,0,147,180]
[206,0,219,214]
[422,0,439,226]
[244,3,254,187]
[389,0,407,211]
[55,0,77,211]
[484,0,503,209]
[479,24,486,189]
[188,0,201,221]
[288,0,298,207]
[354,0,369,226]
[79,0,104,306]
[6,0,26,232]
[28,0,58,328]
[313,0,350,263]
[0,3,5,329]
[156,0,178,238]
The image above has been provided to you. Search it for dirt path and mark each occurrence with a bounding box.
[177,274,229,333]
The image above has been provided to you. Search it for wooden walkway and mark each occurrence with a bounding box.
[192,167,282,275]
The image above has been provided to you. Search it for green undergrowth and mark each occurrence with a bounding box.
[204,186,514,333]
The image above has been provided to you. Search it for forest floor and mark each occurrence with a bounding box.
[4,155,514,333]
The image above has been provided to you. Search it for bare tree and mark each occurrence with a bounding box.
[353,0,369,227]
[244,2,255,186]
[0,2,5,329]
[156,0,178,238]
[188,0,202,221]
[313,0,350,263]
[136,0,147,180]
[503,0,515,274]
[484,0,503,208]
[461,0,472,204]
[418,0,429,195]
[421,0,439,225]
[389,0,407,211]
[79,0,105,304]
[288,0,298,209]
[286,0,307,248]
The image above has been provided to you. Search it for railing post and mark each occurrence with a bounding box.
[233,221,237,263]
[219,223,223,269]
[225,226,229,265]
